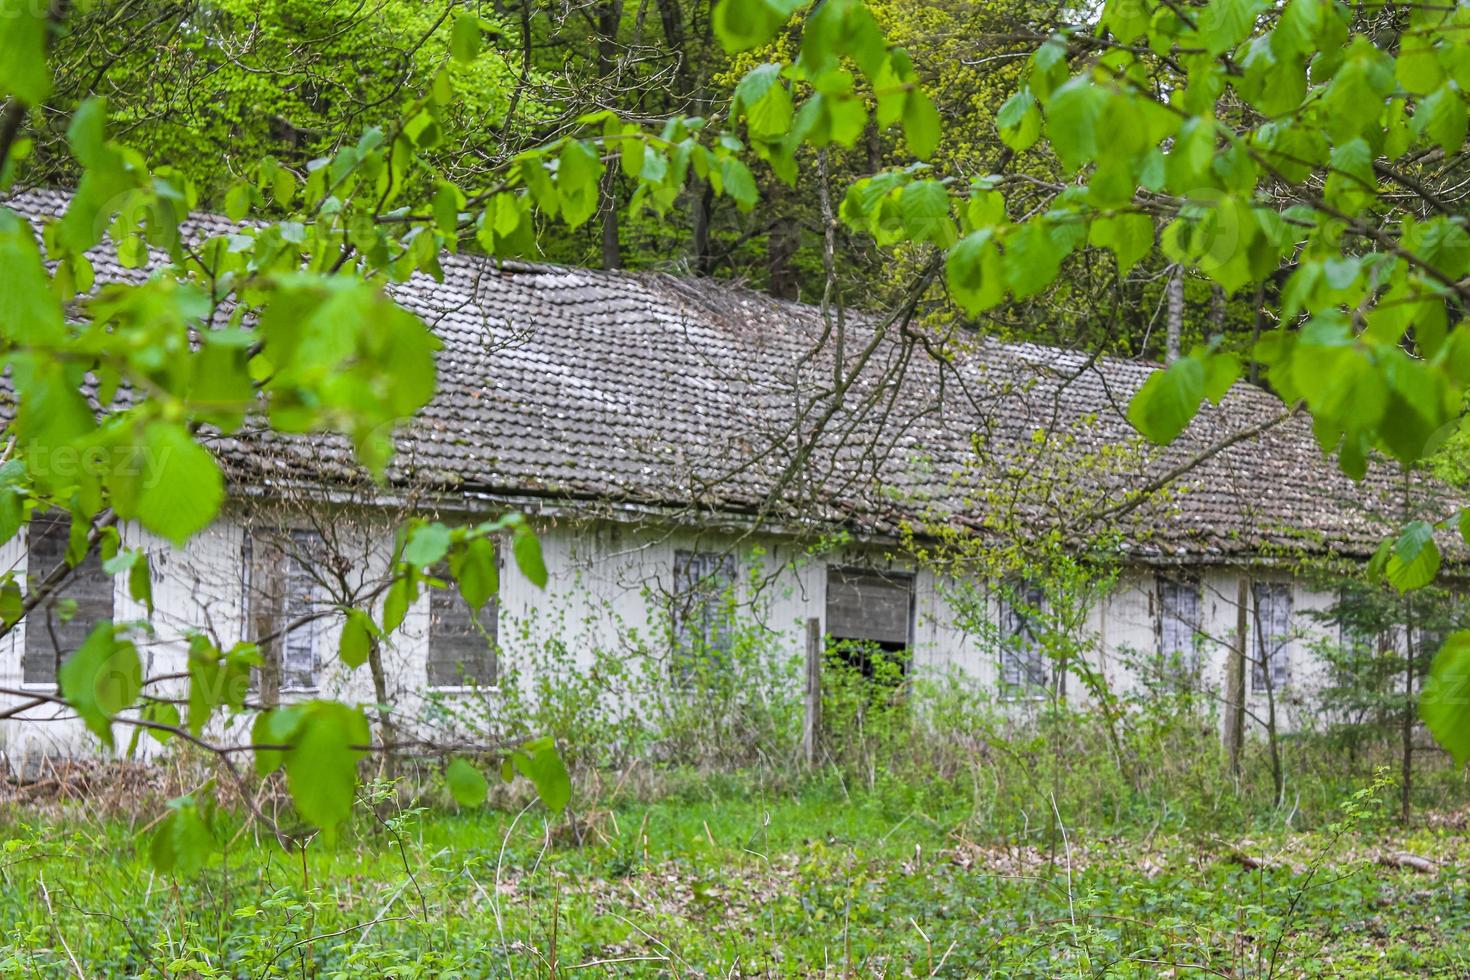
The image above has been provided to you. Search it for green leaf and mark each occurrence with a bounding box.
[404,522,452,567]
[148,796,217,876]
[1044,78,1104,172]
[902,90,942,161]
[964,186,1006,230]
[800,0,886,77]
[1421,631,1470,765]
[1102,0,1151,43]
[66,511,90,567]
[445,757,489,807]
[450,14,482,63]
[946,231,1004,315]
[381,574,414,634]
[512,525,547,588]
[719,157,758,210]
[0,579,21,627]
[619,136,645,179]
[1028,37,1068,100]
[1386,520,1440,592]
[58,625,141,749]
[1323,38,1395,142]
[0,209,65,346]
[1271,0,1320,60]
[1128,356,1205,444]
[733,62,780,108]
[1162,116,1216,195]
[129,554,153,615]
[713,0,806,53]
[511,736,571,813]
[339,608,374,669]
[898,179,956,246]
[282,701,369,837]
[556,139,603,230]
[223,183,251,222]
[997,89,1041,152]
[1411,84,1469,155]
[1001,220,1065,300]
[450,535,499,611]
[1088,213,1154,275]
[110,423,225,547]
[1200,350,1242,404]
[1199,0,1262,56]
[735,64,795,140]
[189,636,253,738]
[432,182,462,237]
[252,706,303,777]
[140,700,180,744]
[1396,39,1445,96]
[0,460,25,547]
[0,0,53,105]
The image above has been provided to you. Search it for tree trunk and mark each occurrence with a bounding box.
[596,0,624,270]
[1402,595,1416,821]
[600,166,621,270]
[691,179,713,275]
[1165,264,1184,363]
[1248,282,1266,385]
[768,212,800,300]
[1225,576,1248,776]
[802,617,821,767]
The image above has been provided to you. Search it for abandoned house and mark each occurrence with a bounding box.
[0,187,1451,762]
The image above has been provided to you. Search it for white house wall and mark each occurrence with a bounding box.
[0,507,1364,766]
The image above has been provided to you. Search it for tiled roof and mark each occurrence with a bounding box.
[4,187,1437,561]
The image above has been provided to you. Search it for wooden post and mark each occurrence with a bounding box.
[802,617,822,766]
[1225,576,1248,774]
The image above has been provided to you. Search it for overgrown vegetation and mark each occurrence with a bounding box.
[6,544,1470,973]
[4,689,1468,975]
[3,0,1470,971]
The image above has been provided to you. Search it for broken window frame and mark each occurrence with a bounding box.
[1250,581,1294,693]
[22,512,116,688]
[671,550,738,685]
[998,581,1048,698]
[1156,574,1204,679]
[242,528,324,702]
[426,546,500,690]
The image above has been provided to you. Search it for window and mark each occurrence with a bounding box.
[825,568,914,680]
[672,550,737,681]
[243,529,322,701]
[1157,576,1202,675]
[998,582,1047,694]
[23,513,115,686]
[1250,581,1293,692]
[428,554,498,688]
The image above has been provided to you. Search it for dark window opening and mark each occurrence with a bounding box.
[428,552,499,688]
[998,581,1047,695]
[826,637,909,684]
[24,513,115,687]
[671,550,737,684]
[243,528,323,703]
[1157,575,1203,678]
[824,567,914,681]
[1250,581,1293,692]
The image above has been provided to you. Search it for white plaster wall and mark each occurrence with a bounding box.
[0,503,1366,767]
[0,517,247,763]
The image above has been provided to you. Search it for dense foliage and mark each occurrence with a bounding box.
[2,0,1470,897]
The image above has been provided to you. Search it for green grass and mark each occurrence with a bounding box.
[2,772,1468,977]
